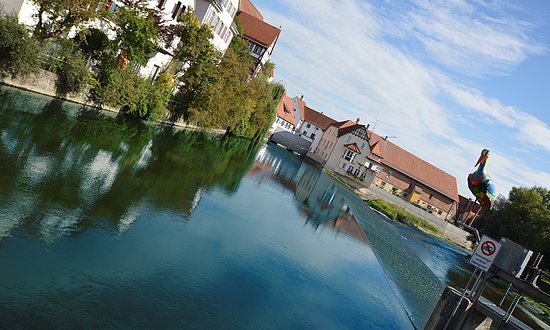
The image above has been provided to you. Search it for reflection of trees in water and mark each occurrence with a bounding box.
[0,87,260,242]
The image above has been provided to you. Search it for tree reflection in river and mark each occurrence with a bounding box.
[0,86,260,242]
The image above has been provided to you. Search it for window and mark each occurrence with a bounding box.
[347,135,352,142]
[438,210,443,215]
[360,171,366,179]
[360,143,365,149]
[230,6,237,17]
[222,0,230,8]
[386,170,392,178]
[380,181,386,188]
[341,162,347,169]
[172,1,183,19]
[429,194,433,199]
[215,22,224,35]
[344,150,355,162]
[310,133,316,139]
[354,168,360,176]
[207,10,216,25]
[223,31,233,43]
[220,26,228,39]
[157,0,167,8]
[347,166,354,174]
[306,123,311,128]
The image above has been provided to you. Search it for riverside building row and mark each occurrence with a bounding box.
[3,0,280,80]
[270,95,462,222]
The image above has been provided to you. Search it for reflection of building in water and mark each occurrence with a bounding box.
[295,165,368,244]
[248,144,304,188]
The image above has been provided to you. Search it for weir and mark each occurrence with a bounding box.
[426,237,550,330]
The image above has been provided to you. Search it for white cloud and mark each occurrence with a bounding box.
[396,0,546,76]
[260,0,550,195]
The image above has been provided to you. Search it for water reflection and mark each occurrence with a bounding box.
[250,145,368,245]
[0,86,476,329]
[0,86,260,242]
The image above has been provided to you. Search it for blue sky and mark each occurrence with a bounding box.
[253,0,550,197]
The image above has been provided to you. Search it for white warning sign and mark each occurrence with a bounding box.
[470,235,501,272]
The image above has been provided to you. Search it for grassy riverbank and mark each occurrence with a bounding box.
[365,199,438,233]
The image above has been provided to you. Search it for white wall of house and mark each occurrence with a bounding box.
[291,97,303,127]
[270,117,295,134]
[195,0,238,53]
[296,121,323,151]
[328,132,380,188]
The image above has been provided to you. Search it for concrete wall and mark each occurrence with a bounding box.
[0,69,92,107]
[0,0,25,14]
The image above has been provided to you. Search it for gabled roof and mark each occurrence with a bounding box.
[238,0,263,20]
[276,94,295,125]
[237,11,280,49]
[368,131,459,202]
[328,120,365,137]
[344,143,362,154]
[303,106,337,130]
[370,140,382,157]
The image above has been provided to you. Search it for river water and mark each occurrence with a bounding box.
[0,86,475,328]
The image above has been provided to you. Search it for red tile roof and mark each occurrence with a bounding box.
[368,131,459,202]
[238,0,263,20]
[344,143,362,154]
[276,94,295,125]
[370,140,382,157]
[303,106,337,130]
[237,11,280,49]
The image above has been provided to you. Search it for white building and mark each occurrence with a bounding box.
[194,0,238,53]
[315,120,380,189]
[236,2,280,77]
[271,94,296,133]
[295,105,337,153]
[4,0,195,80]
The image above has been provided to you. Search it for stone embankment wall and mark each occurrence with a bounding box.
[0,69,94,108]
[0,70,226,135]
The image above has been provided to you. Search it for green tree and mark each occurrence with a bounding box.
[0,13,41,77]
[114,4,158,66]
[477,186,550,268]
[30,0,105,40]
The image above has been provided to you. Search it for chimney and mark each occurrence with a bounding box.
[356,118,360,124]
[300,95,304,100]
[366,124,370,131]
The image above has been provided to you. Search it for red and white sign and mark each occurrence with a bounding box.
[470,235,501,272]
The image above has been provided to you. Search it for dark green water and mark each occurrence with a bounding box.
[0,86,475,328]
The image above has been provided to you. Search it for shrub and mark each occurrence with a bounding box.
[94,60,174,120]
[0,14,41,77]
[42,39,91,95]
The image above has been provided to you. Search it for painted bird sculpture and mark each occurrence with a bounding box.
[468,149,496,209]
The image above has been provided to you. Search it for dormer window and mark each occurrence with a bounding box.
[344,149,356,162]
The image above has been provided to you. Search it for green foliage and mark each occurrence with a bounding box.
[0,14,41,77]
[42,39,91,95]
[30,0,105,40]
[74,28,110,60]
[114,5,159,66]
[366,199,438,233]
[477,186,550,268]
[94,59,174,120]
[173,11,283,139]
